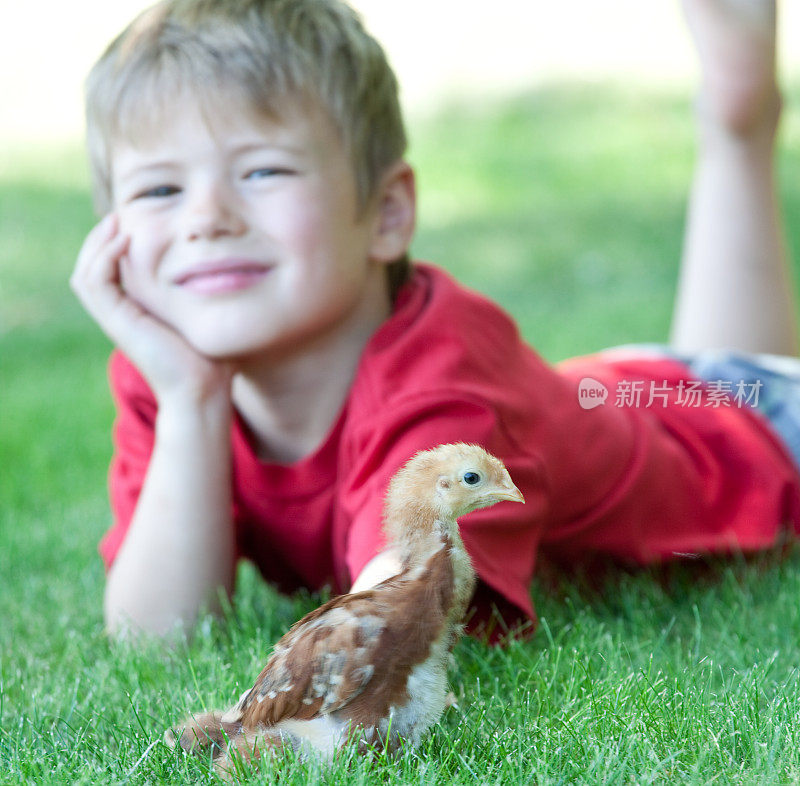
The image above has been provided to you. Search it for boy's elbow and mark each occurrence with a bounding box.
[102,557,235,642]
[102,573,198,643]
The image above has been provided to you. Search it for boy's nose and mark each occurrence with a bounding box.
[183,184,247,240]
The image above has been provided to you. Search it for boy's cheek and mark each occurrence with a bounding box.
[119,262,167,319]
[116,210,142,241]
[117,214,164,273]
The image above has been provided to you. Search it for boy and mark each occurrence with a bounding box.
[71,0,800,641]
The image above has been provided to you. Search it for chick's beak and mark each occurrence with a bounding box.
[489,480,525,504]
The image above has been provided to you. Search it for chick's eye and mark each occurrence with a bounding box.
[462,471,481,485]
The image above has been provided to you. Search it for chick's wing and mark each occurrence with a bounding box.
[234,590,391,727]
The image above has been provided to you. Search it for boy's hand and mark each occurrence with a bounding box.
[71,213,233,404]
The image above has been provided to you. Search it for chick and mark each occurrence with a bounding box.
[166,443,524,774]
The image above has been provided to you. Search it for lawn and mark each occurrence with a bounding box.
[3,82,800,784]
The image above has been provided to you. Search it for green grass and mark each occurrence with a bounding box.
[4,82,800,784]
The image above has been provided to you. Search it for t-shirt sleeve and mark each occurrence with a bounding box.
[337,394,549,641]
[99,351,157,569]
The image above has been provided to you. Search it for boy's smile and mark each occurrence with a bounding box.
[171,257,273,295]
[110,96,393,361]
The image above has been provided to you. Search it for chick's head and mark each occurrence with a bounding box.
[388,443,525,525]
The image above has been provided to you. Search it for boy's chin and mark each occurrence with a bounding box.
[186,331,293,365]
[192,343,265,364]
[184,332,268,363]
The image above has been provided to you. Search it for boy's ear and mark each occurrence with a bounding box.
[368,161,416,264]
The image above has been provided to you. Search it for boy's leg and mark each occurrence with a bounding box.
[670,0,799,356]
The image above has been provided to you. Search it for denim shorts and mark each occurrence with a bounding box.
[598,343,800,472]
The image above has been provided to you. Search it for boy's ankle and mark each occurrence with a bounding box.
[696,85,782,148]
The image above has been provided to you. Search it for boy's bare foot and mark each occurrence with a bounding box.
[671,0,798,356]
[682,0,781,137]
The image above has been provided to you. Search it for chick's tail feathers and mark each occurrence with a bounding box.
[165,709,290,780]
[164,710,243,755]
[212,728,291,781]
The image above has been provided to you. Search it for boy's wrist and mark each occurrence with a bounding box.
[156,388,234,438]
[155,369,234,410]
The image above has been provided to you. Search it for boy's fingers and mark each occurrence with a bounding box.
[87,232,130,286]
[72,265,152,349]
[70,232,129,297]
[70,233,135,337]
[74,213,119,271]
[70,229,174,356]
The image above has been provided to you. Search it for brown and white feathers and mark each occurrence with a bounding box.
[166,443,523,775]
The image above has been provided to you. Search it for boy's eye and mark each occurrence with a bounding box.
[135,185,180,199]
[244,167,292,180]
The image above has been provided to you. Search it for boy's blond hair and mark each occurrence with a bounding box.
[85,0,407,217]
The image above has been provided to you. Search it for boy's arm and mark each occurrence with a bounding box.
[103,390,235,637]
[72,214,237,638]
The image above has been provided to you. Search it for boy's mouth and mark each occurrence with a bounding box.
[174,258,273,294]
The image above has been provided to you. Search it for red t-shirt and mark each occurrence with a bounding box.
[101,263,800,638]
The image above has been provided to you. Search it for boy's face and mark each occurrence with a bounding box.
[110,95,391,360]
